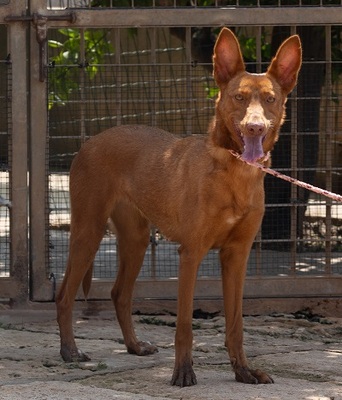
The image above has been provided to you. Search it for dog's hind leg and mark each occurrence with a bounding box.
[111,202,158,356]
[56,210,108,362]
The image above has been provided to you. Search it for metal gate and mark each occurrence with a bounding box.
[0,1,28,304]
[1,0,342,305]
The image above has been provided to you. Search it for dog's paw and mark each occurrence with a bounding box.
[235,367,274,384]
[127,340,158,356]
[171,361,197,387]
[60,346,91,363]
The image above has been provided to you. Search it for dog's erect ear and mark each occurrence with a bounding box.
[213,28,245,85]
[267,35,302,95]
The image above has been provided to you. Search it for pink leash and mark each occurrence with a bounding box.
[229,150,342,203]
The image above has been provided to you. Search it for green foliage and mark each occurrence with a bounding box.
[206,86,219,99]
[235,29,272,62]
[48,28,113,109]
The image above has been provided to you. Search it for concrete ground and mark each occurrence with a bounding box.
[0,304,341,400]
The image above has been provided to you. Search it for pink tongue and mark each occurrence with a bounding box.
[241,136,265,163]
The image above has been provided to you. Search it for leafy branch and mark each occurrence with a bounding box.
[48,28,113,109]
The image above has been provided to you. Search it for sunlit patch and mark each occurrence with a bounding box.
[113,349,127,354]
[226,216,238,225]
[326,350,342,359]
[76,319,88,325]
[295,264,320,273]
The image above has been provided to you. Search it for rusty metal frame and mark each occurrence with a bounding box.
[30,2,342,302]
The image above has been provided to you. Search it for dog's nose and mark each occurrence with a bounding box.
[246,123,265,136]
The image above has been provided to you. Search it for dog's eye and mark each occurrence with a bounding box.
[267,96,276,103]
[235,94,244,101]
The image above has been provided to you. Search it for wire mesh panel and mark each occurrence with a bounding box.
[47,27,217,281]
[259,25,342,277]
[0,27,11,279]
[46,23,342,291]
[47,0,342,10]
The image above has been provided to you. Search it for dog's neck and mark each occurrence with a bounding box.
[208,117,241,153]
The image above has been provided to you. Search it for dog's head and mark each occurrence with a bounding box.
[212,28,302,163]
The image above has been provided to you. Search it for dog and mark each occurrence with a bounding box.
[56,27,302,387]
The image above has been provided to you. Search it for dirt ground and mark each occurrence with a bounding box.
[0,304,341,400]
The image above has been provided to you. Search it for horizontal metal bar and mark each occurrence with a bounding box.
[68,275,342,301]
[4,15,35,22]
[43,8,342,28]
[0,6,339,28]
[4,11,76,23]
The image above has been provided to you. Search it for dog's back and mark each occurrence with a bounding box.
[70,124,263,248]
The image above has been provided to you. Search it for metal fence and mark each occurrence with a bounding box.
[0,58,11,279]
[0,0,342,304]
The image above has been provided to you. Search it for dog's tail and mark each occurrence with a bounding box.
[82,263,94,299]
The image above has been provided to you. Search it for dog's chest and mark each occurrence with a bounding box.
[211,176,264,239]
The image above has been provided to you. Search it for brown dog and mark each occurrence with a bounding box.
[56,28,302,387]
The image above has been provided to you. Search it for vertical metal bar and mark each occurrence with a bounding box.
[256,26,262,73]
[324,25,332,275]
[150,28,157,127]
[9,0,29,304]
[290,25,298,275]
[186,27,192,136]
[114,28,121,271]
[79,28,86,144]
[253,18,263,275]
[29,0,52,300]
[115,28,122,126]
[150,27,157,280]
[254,26,262,276]
[255,230,262,277]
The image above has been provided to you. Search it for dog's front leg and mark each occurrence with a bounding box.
[171,246,204,387]
[220,243,274,384]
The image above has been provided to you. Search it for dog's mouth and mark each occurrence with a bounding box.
[234,123,267,163]
[241,134,267,163]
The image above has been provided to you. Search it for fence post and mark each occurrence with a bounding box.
[9,0,29,304]
[29,0,53,301]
